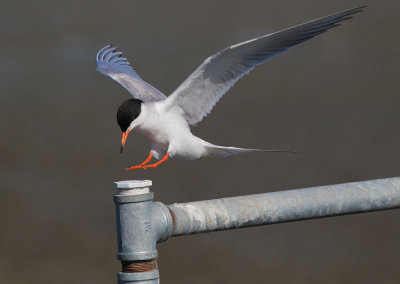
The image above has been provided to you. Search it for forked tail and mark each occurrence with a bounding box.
[204,144,296,158]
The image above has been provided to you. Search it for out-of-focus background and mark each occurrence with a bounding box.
[1,0,400,283]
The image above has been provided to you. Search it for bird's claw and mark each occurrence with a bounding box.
[125,165,145,171]
[143,165,157,169]
[124,153,168,171]
[124,164,158,170]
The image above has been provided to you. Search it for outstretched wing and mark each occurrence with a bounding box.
[96,45,166,102]
[166,6,366,125]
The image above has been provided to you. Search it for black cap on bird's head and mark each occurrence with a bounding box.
[117,99,142,153]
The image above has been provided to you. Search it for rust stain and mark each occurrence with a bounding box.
[168,207,177,234]
[122,259,156,273]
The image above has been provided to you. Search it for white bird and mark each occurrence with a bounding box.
[96,6,366,170]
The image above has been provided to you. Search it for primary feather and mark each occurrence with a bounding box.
[96,6,366,168]
[165,6,366,125]
[96,45,166,102]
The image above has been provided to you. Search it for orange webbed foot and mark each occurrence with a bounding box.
[141,153,169,170]
[142,164,158,169]
[124,152,153,171]
[125,165,145,171]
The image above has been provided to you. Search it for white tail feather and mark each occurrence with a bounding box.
[204,144,294,158]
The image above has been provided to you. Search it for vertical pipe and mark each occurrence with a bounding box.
[114,180,160,284]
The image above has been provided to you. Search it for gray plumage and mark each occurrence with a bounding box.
[96,6,366,163]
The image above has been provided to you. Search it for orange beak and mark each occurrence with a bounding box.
[120,130,130,153]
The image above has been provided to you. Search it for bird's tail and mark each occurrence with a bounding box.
[203,143,296,158]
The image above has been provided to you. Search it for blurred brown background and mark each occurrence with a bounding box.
[1,0,400,283]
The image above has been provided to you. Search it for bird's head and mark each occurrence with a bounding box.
[117,98,142,153]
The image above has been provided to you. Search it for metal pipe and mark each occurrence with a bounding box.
[113,180,171,284]
[168,177,400,236]
[113,176,400,283]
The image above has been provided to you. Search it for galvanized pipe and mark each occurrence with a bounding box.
[113,180,171,284]
[168,177,400,236]
[113,176,400,283]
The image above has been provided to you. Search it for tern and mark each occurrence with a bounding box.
[96,6,366,170]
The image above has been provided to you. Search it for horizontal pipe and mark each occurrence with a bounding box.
[168,177,400,236]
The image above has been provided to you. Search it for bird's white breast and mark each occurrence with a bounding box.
[133,102,206,159]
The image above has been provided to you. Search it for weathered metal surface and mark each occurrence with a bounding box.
[114,180,166,284]
[114,190,157,260]
[117,270,159,284]
[122,260,157,273]
[113,177,400,283]
[168,177,400,236]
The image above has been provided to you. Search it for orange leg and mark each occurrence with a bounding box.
[125,152,153,171]
[142,153,169,169]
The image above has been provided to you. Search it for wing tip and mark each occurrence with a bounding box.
[96,44,111,61]
[96,44,121,62]
[339,5,368,17]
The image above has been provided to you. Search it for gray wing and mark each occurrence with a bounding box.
[166,6,366,125]
[96,45,166,102]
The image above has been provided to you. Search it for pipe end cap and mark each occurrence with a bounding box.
[114,180,152,195]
